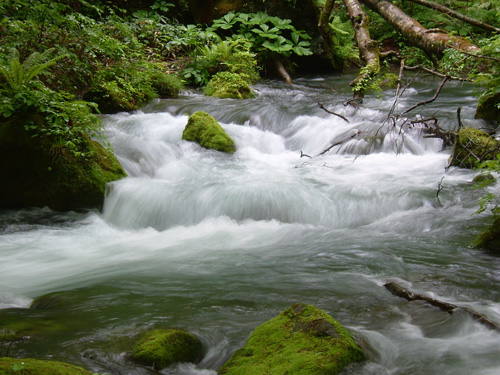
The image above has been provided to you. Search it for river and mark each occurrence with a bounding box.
[1,75,499,375]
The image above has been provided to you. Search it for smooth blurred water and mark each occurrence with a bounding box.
[1,75,499,375]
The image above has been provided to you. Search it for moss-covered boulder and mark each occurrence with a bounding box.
[475,216,500,252]
[130,329,202,370]
[218,303,365,375]
[150,72,184,98]
[0,358,92,375]
[475,92,500,124]
[0,115,126,211]
[182,111,236,153]
[204,72,255,99]
[449,127,500,169]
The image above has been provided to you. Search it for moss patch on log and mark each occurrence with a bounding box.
[182,111,236,153]
[0,357,92,375]
[0,114,126,211]
[218,303,365,375]
[130,329,202,370]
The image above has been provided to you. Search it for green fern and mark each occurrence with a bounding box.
[0,48,66,92]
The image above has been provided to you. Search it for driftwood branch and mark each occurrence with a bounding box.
[409,0,500,33]
[384,282,500,332]
[402,76,450,114]
[318,103,350,122]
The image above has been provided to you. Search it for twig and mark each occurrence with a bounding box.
[300,151,312,158]
[317,131,361,156]
[436,176,445,199]
[402,76,451,115]
[404,64,472,82]
[318,103,350,122]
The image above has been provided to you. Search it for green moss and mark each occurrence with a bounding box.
[475,216,500,252]
[204,72,255,99]
[472,172,496,186]
[475,92,500,124]
[218,303,365,375]
[150,72,184,98]
[376,73,399,90]
[450,127,500,169]
[0,115,126,211]
[0,358,92,375]
[182,111,236,153]
[130,329,202,370]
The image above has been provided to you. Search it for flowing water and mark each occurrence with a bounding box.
[1,75,500,375]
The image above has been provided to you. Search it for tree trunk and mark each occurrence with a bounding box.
[409,0,500,33]
[344,0,380,101]
[359,0,479,56]
[308,0,345,70]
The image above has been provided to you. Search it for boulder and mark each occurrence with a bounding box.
[204,72,255,100]
[218,303,365,375]
[449,127,500,169]
[130,329,202,370]
[0,357,92,375]
[475,216,500,253]
[0,114,126,211]
[182,111,236,153]
[475,92,500,124]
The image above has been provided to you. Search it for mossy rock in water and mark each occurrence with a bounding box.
[0,357,92,375]
[130,329,202,370]
[0,114,126,211]
[475,216,500,253]
[218,303,365,375]
[449,127,500,169]
[204,72,255,99]
[182,111,236,153]
[475,92,500,124]
[150,72,184,98]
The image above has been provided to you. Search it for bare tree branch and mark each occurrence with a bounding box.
[318,103,350,122]
[402,76,450,114]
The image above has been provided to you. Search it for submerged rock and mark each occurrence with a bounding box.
[218,303,365,375]
[449,127,500,169]
[0,357,92,375]
[0,114,126,211]
[204,72,255,99]
[182,111,236,153]
[130,329,202,370]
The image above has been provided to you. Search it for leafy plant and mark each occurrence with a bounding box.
[208,12,313,60]
[0,48,66,93]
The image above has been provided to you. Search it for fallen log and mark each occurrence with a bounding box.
[384,282,500,332]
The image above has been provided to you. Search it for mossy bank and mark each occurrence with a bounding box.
[0,114,126,211]
[0,358,92,375]
[219,303,365,375]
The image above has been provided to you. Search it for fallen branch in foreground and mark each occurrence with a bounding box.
[384,282,500,332]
